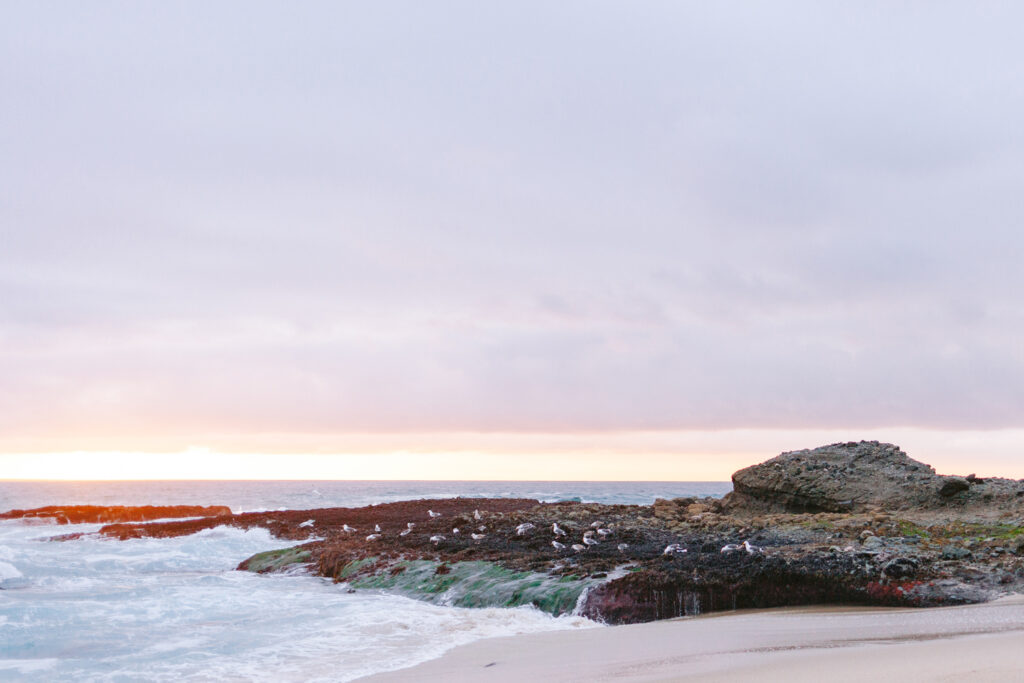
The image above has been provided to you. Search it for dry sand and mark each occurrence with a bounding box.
[360,596,1024,682]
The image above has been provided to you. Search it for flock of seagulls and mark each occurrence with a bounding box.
[325,507,767,558]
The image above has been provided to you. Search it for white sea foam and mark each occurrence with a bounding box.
[0,518,595,681]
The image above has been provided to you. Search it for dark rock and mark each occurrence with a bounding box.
[939,478,971,497]
[941,545,972,560]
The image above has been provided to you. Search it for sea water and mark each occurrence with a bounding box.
[0,481,730,681]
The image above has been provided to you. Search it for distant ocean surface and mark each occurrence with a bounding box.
[0,480,730,682]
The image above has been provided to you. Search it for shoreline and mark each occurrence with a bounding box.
[359,595,1024,682]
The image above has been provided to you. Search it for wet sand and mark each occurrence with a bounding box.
[360,596,1024,682]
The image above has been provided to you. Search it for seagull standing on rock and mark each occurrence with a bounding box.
[552,540,566,550]
[474,510,482,520]
[743,540,764,554]
[428,510,442,518]
[374,524,381,533]
[366,534,381,541]
[571,544,587,553]
[663,543,686,555]
[617,543,629,553]
[515,523,535,535]
[342,524,357,533]
[430,535,445,544]
[583,536,599,547]
[597,528,612,537]
[471,533,486,541]
[552,523,567,537]
[721,544,742,554]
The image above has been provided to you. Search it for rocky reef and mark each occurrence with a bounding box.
[22,442,1024,624]
[0,504,231,524]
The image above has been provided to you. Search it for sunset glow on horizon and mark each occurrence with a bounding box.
[5,428,1024,482]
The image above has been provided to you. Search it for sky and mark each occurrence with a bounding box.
[3,3,1024,480]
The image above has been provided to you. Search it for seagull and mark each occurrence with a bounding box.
[407,522,416,528]
[663,543,686,555]
[743,540,764,554]
[399,528,412,537]
[299,519,315,528]
[583,530,595,538]
[471,533,486,541]
[430,535,445,544]
[374,524,381,533]
[590,521,604,529]
[552,523,567,537]
[474,510,482,520]
[515,523,536,535]
[552,540,566,550]
[452,527,460,535]
[366,534,381,541]
[583,536,600,547]
[428,510,442,518]
[342,524,357,533]
[597,528,612,537]
[617,543,629,553]
[571,544,587,552]
[477,525,487,532]
[721,544,742,554]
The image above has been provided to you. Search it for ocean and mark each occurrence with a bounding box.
[0,480,731,682]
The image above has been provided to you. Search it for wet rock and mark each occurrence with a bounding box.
[0,505,231,524]
[941,545,972,560]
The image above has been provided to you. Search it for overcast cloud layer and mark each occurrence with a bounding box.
[3,2,1024,446]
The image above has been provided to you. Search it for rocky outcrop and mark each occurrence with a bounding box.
[18,442,1024,624]
[724,441,1024,515]
[0,504,232,524]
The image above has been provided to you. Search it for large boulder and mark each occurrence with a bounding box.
[724,441,941,513]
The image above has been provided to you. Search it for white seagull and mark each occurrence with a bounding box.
[552,540,566,550]
[552,523,567,537]
[583,536,600,547]
[590,521,604,529]
[515,523,536,535]
[342,524,357,533]
[374,524,381,533]
[474,510,482,520]
[399,528,412,537]
[571,544,587,553]
[452,527,460,535]
[365,534,381,541]
[471,533,486,541]
[597,528,612,537]
[299,519,315,528]
[743,540,764,554]
[617,543,629,553]
[428,510,442,518]
[663,543,686,555]
[429,534,445,544]
[721,544,742,554]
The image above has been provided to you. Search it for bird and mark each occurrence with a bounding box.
[571,544,587,553]
[583,529,595,538]
[515,523,535,535]
[374,524,381,533]
[428,510,442,518]
[406,522,416,528]
[298,519,315,528]
[452,527,460,535]
[471,533,486,541]
[743,540,764,554]
[597,528,612,537]
[342,524,357,533]
[365,534,381,541]
[552,540,566,550]
[430,535,445,544]
[477,525,487,532]
[663,543,686,555]
[399,528,412,537]
[617,543,629,553]
[721,544,742,554]
[583,536,600,547]
[474,510,482,520]
[590,521,604,529]
[552,523,567,536]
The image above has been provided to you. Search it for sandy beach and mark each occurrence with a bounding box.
[361,596,1024,682]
